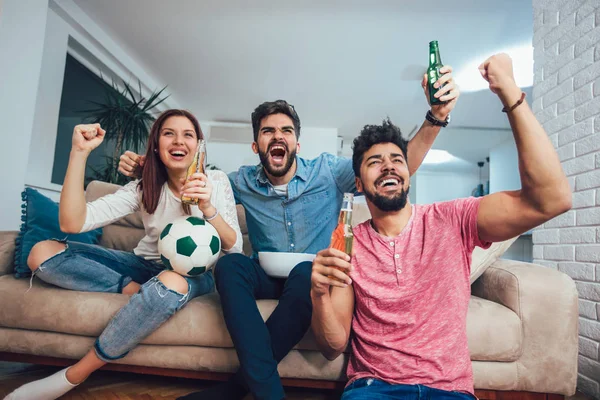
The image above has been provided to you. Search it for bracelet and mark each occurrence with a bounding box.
[425,110,450,127]
[204,209,219,221]
[502,92,526,113]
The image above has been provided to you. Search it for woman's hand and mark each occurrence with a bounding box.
[181,173,215,215]
[72,124,106,155]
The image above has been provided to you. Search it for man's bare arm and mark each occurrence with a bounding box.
[477,54,571,242]
[407,66,459,176]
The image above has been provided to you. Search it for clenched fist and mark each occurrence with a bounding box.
[478,53,522,106]
[72,124,106,154]
[118,150,145,179]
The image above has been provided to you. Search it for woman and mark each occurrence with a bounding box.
[6,109,242,400]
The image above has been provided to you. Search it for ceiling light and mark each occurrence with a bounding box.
[455,44,533,92]
[423,149,456,164]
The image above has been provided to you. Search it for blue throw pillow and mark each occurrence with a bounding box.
[14,187,103,278]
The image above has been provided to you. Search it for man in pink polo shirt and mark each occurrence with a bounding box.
[310,53,572,400]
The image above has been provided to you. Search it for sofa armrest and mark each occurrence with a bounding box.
[0,231,17,277]
[472,258,578,396]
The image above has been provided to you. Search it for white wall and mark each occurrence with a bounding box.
[502,235,533,263]
[414,170,480,205]
[26,8,70,194]
[0,0,48,230]
[299,127,338,160]
[206,142,259,173]
[489,137,520,194]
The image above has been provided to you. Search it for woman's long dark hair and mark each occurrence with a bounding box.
[138,109,204,214]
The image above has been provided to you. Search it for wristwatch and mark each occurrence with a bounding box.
[425,110,450,127]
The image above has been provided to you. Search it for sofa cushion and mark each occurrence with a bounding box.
[14,188,102,278]
[99,224,146,253]
[467,296,522,361]
[85,181,143,230]
[0,327,348,381]
[0,275,522,361]
[470,237,518,284]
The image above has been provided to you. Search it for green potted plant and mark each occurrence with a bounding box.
[83,80,168,185]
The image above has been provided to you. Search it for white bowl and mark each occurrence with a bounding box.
[258,252,316,278]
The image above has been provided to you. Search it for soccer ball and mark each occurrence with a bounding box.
[158,216,221,276]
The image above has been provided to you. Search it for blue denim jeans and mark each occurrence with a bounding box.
[342,379,477,400]
[34,240,214,362]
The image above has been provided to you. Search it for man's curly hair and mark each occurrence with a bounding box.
[352,118,409,177]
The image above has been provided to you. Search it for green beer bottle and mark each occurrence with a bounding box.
[427,40,445,105]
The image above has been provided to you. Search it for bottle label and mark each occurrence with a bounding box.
[428,66,445,105]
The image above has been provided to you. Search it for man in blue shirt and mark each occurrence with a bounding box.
[118,68,459,400]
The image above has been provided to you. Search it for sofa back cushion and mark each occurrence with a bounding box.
[85,181,144,252]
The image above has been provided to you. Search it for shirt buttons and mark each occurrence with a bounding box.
[287,222,292,226]
[394,254,399,259]
[290,243,295,248]
[389,242,394,246]
[397,269,402,274]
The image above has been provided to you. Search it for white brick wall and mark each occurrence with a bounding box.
[533,1,600,397]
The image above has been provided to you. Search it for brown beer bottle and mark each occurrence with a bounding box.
[181,140,206,205]
[328,193,354,281]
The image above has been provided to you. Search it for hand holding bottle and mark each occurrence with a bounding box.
[182,140,206,205]
[311,247,353,298]
[422,41,460,122]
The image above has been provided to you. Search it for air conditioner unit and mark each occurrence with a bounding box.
[208,123,254,144]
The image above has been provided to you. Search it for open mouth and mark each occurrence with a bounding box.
[376,176,402,191]
[169,149,188,161]
[269,144,287,165]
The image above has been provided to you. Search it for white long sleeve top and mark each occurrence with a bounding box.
[80,170,243,260]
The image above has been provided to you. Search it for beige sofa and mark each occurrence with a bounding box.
[0,181,579,397]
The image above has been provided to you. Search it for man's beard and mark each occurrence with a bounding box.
[363,184,410,212]
[258,143,297,178]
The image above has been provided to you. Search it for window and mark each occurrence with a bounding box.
[51,54,131,185]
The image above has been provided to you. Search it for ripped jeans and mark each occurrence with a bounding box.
[34,240,214,362]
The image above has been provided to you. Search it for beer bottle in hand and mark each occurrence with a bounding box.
[328,193,354,282]
[181,140,206,205]
[427,40,446,105]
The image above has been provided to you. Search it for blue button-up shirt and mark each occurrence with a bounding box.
[228,153,356,258]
